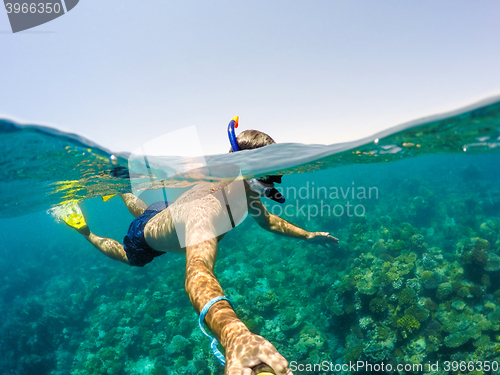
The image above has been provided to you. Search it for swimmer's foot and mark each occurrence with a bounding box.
[49,201,91,236]
[75,224,91,237]
[61,210,87,230]
[55,201,89,235]
[62,219,90,236]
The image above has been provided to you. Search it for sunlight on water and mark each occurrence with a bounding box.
[1,96,500,218]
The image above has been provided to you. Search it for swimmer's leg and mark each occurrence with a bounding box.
[64,202,130,264]
[120,193,147,218]
[80,230,130,265]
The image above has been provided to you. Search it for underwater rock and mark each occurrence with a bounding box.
[451,300,466,311]
[436,282,453,300]
[369,297,388,314]
[405,278,422,294]
[444,332,471,348]
[410,234,427,253]
[479,218,500,242]
[404,305,429,322]
[438,308,491,349]
[420,270,441,289]
[485,253,500,272]
[461,236,500,276]
[296,324,325,356]
[392,278,404,290]
[421,254,438,270]
[463,237,490,265]
[355,269,378,295]
[396,315,420,338]
[325,289,345,316]
[358,316,374,330]
[456,285,472,299]
[363,332,395,363]
[371,239,388,256]
[397,288,417,306]
[344,342,365,363]
[167,335,190,356]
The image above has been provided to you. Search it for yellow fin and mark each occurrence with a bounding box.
[102,194,117,202]
[48,200,87,229]
[62,212,87,229]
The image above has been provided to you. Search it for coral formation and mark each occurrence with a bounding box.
[2,150,500,375]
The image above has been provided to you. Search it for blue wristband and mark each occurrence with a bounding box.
[198,296,234,366]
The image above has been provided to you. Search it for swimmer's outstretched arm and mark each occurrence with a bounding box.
[185,238,292,375]
[248,194,339,247]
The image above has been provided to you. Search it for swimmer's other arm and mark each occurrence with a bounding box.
[185,238,292,375]
[249,193,339,247]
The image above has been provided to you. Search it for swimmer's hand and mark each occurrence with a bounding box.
[225,332,293,375]
[306,232,339,248]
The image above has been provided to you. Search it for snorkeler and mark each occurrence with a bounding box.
[67,117,339,375]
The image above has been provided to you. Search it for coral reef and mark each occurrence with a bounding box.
[1,152,500,374]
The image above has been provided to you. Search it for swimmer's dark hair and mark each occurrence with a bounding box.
[229,130,276,152]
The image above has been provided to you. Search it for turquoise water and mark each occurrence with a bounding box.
[1,97,500,374]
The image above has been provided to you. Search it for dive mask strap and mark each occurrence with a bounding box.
[247,179,285,204]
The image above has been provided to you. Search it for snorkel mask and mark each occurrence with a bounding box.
[227,116,285,204]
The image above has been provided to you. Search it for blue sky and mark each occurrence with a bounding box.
[1,0,499,155]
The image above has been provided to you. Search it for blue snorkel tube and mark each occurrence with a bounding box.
[227,116,285,204]
[227,116,240,152]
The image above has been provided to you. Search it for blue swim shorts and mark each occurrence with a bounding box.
[123,201,170,267]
